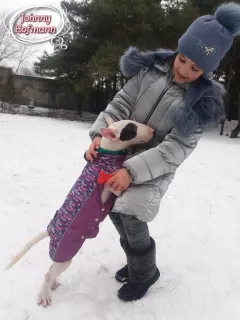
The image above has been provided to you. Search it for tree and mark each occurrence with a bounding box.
[0,11,20,64]
[190,0,223,15]
[0,10,37,68]
[0,9,39,107]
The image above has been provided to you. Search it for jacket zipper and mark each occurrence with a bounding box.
[144,83,172,124]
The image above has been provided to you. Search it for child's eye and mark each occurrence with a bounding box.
[179,57,185,63]
[192,67,200,72]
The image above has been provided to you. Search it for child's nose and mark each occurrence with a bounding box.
[180,66,188,77]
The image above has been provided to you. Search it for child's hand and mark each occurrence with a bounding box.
[86,136,101,162]
[105,168,131,192]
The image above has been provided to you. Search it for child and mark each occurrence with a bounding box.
[86,3,240,301]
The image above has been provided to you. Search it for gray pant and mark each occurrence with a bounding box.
[109,212,151,253]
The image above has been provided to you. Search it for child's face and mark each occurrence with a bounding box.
[173,54,203,84]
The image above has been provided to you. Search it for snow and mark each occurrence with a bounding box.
[0,113,240,320]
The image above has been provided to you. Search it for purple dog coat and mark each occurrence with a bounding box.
[47,152,126,262]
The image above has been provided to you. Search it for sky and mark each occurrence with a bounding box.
[2,0,61,10]
[1,0,68,71]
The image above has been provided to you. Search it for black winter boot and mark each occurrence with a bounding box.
[115,238,129,283]
[118,238,160,302]
[115,265,129,283]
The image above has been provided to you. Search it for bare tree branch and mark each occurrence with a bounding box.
[0,11,23,63]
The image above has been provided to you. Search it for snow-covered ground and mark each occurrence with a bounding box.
[0,113,240,320]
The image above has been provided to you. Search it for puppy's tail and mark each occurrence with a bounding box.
[5,230,49,271]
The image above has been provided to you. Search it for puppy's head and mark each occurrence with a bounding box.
[100,118,154,146]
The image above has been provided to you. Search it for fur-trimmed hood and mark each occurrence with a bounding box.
[119,47,225,136]
[120,46,175,78]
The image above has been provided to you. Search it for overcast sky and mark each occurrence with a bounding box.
[1,0,66,71]
[2,0,61,10]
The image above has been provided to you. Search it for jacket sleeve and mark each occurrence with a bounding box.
[123,126,203,184]
[89,70,145,140]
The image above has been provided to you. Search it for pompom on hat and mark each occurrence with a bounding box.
[177,2,240,73]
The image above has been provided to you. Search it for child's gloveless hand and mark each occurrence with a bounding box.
[86,136,101,162]
[105,168,131,192]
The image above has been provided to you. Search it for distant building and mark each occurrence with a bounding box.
[0,66,79,111]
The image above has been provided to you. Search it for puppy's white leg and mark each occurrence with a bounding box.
[38,260,72,307]
[51,280,61,291]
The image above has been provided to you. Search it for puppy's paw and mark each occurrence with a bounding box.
[37,289,52,308]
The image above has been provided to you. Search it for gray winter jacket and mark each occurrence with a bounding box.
[89,48,225,222]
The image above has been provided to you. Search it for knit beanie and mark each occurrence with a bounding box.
[177,2,240,73]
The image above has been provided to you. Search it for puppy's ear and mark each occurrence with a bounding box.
[104,115,115,127]
[100,128,117,140]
